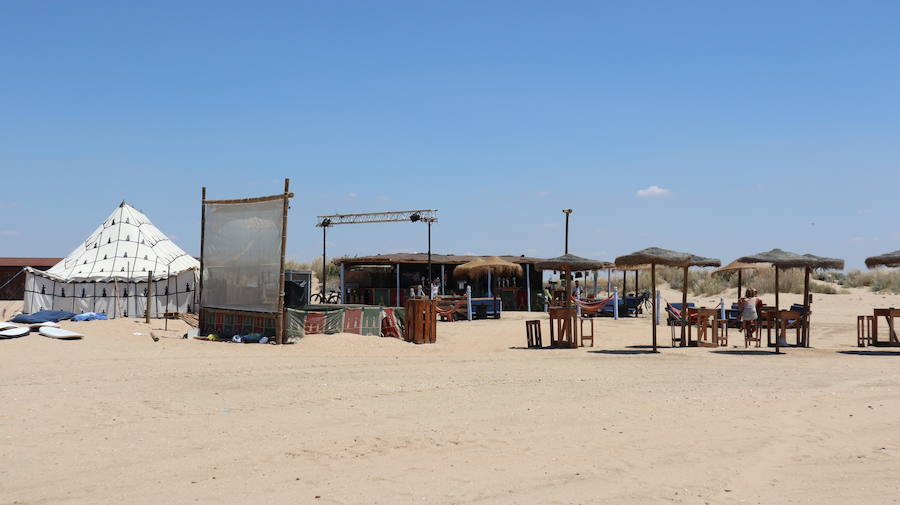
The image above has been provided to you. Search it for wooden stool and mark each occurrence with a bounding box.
[526,320,542,348]
[713,319,728,347]
[857,315,873,347]
[579,317,594,347]
[744,321,761,348]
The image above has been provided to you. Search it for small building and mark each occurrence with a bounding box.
[334,253,544,310]
[0,258,62,300]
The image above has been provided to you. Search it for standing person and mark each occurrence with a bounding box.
[738,288,764,343]
[430,278,439,300]
[574,280,584,300]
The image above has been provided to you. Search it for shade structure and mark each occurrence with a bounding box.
[737,249,844,352]
[865,250,900,269]
[534,254,613,304]
[712,260,773,302]
[454,256,523,279]
[533,254,614,272]
[615,247,721,352]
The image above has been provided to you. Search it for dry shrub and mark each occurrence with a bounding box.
[286,257,341,289]
[842,269,900,294]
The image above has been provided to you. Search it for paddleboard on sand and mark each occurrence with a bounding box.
[0,321,20,330]
[0,326,30,339]
[38,326,83,340]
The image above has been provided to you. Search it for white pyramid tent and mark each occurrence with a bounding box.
[24,202,200,318]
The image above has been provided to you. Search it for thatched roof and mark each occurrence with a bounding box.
[334,253,542,267]
[737,249,844,270]
[533,254,614,272]
[615,247,721,268]
[865,250,900,269]
[454,256,523,279]
[712,260,772,277]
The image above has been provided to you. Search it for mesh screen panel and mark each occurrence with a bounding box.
[202,199,284,312]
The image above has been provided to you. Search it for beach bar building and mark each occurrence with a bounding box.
[334,253,544,311]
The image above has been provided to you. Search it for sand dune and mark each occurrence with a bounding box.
[2,288,899,504]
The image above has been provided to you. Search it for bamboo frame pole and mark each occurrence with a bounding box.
[146,269,152,323]
[276,178,290,345]
[199,186,206,331]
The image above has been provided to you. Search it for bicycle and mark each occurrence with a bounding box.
[310,289,342,304]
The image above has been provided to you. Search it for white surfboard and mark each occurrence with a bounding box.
[28,321,59,329]
[38,326,83,340]
[0,321,20,330]
[0,326,30,339]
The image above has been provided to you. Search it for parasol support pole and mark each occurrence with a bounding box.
[466,285,472,321]
[737,270,742,301]
[651,264,657,352]
[681,266,688,347]
[655,289,661,326]
[526,264,531,312]
[613,287,619,320]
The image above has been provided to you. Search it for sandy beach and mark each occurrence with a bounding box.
[2,286,899,505]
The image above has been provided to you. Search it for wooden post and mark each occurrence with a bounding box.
[634,270,638,293]
[774,266,780,354]
[146,269,152,323]
[199,186,206,332]
[276,178,290,345]
[622,270,627,295]
[651,264,657,352]
[681,266,688,347]
[803,266,811,347]
[737,270,742,301]
[606,268,611,295]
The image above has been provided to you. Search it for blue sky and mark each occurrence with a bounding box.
[1,1,898,269]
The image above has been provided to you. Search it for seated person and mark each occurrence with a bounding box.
[737,288,764,340]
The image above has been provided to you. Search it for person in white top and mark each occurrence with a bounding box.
[573,280,584,299]
[430,278,440,299]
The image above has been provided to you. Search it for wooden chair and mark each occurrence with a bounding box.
[526,320,542,348]
[857,315,873,347]
[695,308,724,347]
[666,304,691,347]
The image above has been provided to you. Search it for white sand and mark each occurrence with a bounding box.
[2,287,899,504]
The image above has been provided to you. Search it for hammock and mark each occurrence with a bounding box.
[435,299,468,320]
[570,295,615,313]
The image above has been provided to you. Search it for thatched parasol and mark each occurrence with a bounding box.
[454,256,523,309]
[865,250,900,269]
[454,256,523,279]
[533,254,614,272]
[615,247,721,352]
[737,249,844,351]
[615,263,652,295]
[712,260,773,301]
[534,254,613,304]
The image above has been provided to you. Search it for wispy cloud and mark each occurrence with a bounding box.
[0,230,21,236]
[636,185,670,198]
[375,195,390,201]
[348,192,358,199]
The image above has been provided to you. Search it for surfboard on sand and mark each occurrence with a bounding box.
[0,321,20,330]
[28,321,59,329]
[0,326,30,339]
[38,326,83,340]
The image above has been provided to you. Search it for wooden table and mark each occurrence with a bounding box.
[871,308,900,346]
[549,306,578,348]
